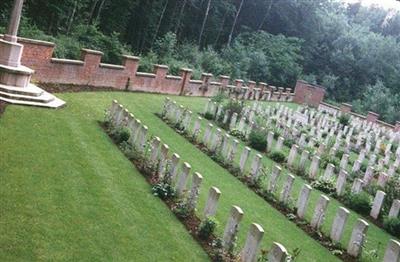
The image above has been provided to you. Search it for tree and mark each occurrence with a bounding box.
[227,0,244,46]
[198,0,212,47]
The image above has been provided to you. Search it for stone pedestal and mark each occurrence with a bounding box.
[0,0,65,108]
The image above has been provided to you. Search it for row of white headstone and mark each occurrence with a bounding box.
[161,98,399,260]
[207,99,400,176]
[109,99,291,262]
[204,99,400,222]
[222,85,293,103]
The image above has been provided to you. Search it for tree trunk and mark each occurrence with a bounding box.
[95,0,106,22]
[88,0,99,24]
[174,0,187,36]
[198,0,212,47]
[151,0,169,48]
[257,0,273,31]
[227,0,244,47]
[214,6,229,46]
[67,0,78,34]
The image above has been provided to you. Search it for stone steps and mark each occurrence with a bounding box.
[0,84,65,108]
[0,83,43,96]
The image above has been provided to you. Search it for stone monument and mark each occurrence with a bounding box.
[0,0,65,108]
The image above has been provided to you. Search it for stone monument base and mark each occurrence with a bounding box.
[0,38,65,108]
[0,82,65,108]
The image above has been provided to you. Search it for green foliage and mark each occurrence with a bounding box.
[248,129,268,151]
[311,179,336,196]
[383,217,400,236]
[283,138,295,149]
[338,114,351,126]
[58,24,131,64]
[223,99,244,117]
[269,151,286,163]
[343,192,371,216]
[138,51,158,72]
[198,217,218,240]
[111,126,130,144]
[152,182,176,200]
[229,129,246,141]
[272,127,282,140]
[173,201,190,219]
[383,175,400,214]
[204,112,214,120]
[211,92,227,103]
[320,154,339,170]
[335,149,345,160]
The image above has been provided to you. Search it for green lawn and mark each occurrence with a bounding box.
[0,92,383,261]
[0,93,209,261]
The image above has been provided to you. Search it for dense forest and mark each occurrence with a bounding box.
[1,0,400,123]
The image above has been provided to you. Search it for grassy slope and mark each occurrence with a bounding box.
[67,92,339,261]
[0,93,209,261]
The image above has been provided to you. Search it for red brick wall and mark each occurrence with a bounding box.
[14,36,294,100]
[366,111,379,123]
[293,80,326,107]
[16,37,219,96]
[395,122,400,132]
[340,103,352,113]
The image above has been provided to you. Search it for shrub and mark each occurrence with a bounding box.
[335,149,345,160]
[211,92,227,103]
[204,112,214,120]
[223,99,243,116]
[343,192,371,216]
[198,217,219,240]
[173,201,190,219]
[311,179,336,195]
[338,114,351,126]
[383,217,400,236]
[229,129,246,141]
[152,182,176,200]
[360,162,368,173]
[272,128,282,140]
[111,127,130,144]
[383,175,400,214]
[249,129,268,151]
[320,154,339,169]
[283,138,295,148]
[269,151,286,163]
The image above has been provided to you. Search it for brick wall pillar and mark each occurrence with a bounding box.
[259,82,267,92]
[81,49,103,85]
[395,121,400,132]
[366,111,379,123]
[123,55,139,89]
[201,73,213,96]
[248,81,256,91]
[154,64,169,89]
[219,75,230,88]
[340,103,352,113]
[180,68,192,95]
[293,80,326,107]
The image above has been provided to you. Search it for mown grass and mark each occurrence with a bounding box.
[0,93,209,261]
[0,92,386,261]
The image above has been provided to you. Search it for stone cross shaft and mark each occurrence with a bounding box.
[4,0,24,43]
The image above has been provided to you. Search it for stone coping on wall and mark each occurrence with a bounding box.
[166,75,182,80]
[320,101,340,111]
[50,58,85,65]
[135,72,156,78]
[0,34,56,47]
[100,63,125,70]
